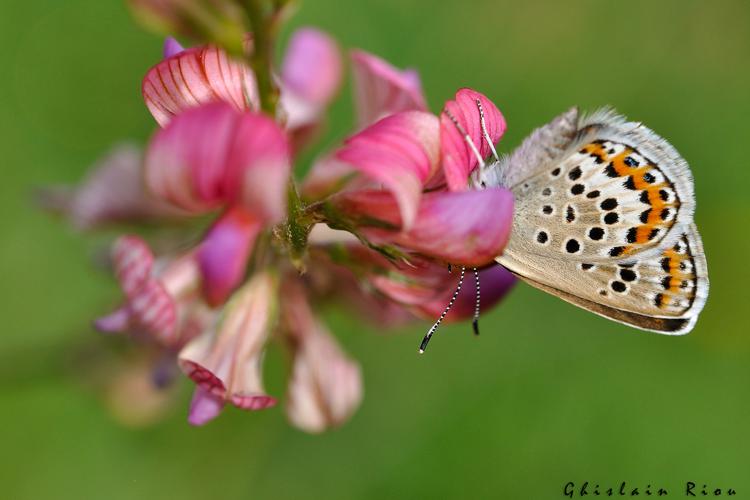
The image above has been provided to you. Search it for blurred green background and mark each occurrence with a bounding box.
[1,0,749,498]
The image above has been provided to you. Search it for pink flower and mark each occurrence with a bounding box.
[282,279,362,433]
[440,88,507,191]
[95,235,204,349]
[309,86,513,267]
[144,102,291,304]
[178,271,278,425]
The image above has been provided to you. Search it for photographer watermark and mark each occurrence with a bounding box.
[563,481,737,497]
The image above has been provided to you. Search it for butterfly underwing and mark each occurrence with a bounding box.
[478,107,708,334]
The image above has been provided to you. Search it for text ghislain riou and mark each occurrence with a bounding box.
[564,482,737,497]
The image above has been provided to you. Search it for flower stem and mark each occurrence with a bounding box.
[242,0,286,115]
[283,180,317,272]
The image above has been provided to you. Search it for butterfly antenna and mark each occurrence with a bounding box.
[472,267,480,335]
[419,266,466,354]
[476,98,500,161]
[443,109,485,167]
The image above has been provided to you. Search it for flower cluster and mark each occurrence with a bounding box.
[46,2,516,432]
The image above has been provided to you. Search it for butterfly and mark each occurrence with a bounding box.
[467,106,709,335]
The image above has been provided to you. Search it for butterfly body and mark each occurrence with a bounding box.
[478,108,708,334]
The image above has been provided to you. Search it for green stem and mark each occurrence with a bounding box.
[283,181,318,272]
[243,0,281,115]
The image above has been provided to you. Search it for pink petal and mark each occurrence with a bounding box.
[368,255,452,306]
[351,50,428,127]
[188,387,225,426]
[227,111,291,223]
[145,103,291,218]
[336,187,514,267]
[163,37,185,58]
[335,111,440,229]
[36,144,186,229]
[112,235,155,298]
[178,272,278,409]
[281,27,342,112]
[440,89,506,191]
[415,265,516,321]
[198,207,262,307]
[142,44,258,127]
[300,155,358,201]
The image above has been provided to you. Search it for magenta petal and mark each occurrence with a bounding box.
[440,88,507,191]
[198,207,262,306]
[227,112,291,223]
[343,187,514,266]
[351,50,428,127]
[112,235,155,298]
[281,28,342,108]
[146,103,239,213]
[163,37,185,58]
[335,111,439,229]
[188,387,225,426]
[142,44,258,127]
[145,103,290,217]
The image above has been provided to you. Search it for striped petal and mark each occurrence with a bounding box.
[128,279,178,345]
[142,43,258,127]
[440,88,506,191]
[112,235,155,298]
[334,111,440,229]
[178,271,278,413]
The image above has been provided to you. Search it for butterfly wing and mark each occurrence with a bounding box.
[490,108,708,333]
[499,224,708,333]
